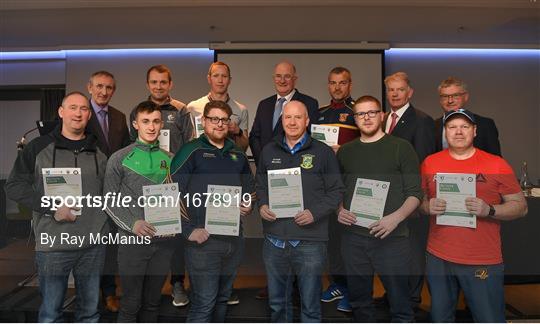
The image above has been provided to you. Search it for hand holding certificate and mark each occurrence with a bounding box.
[311,124,339,146]
[142,183,182,236]
[435,173,476,228]
[42,168,83,216]
[349,178,390,228]
[205,184,242,236]
[268,167,304,218]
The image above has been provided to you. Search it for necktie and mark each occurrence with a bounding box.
[388,112,398,134]
[273,97,286,130]
[98,109,109,144]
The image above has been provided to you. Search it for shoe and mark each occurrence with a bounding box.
[171,282,190,307]
[105,295,120,313]
[337,294,352,313]
[227,292,240,305]
[321,283,345,302]
[255,287,268,300]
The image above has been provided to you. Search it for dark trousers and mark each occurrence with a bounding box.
[117,240,174,323]
[342,231,414,322]
[169,235,186,286]
[408,215,429,306]
[101,220,118,297]
[327,214,347,287]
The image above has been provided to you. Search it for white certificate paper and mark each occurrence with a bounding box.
[143,183,182,236]
[205,185,242,236]
[310,124,339,146]
[436,173,476,228]
[42,168,83,216]
[268,167,304,218]
[349,178,390,228]
[194,116,204,138]
[158,129,170,152]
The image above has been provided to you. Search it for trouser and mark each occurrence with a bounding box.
[169,235,186,286]
[185,236,244,322]
[327,213,347,287]
[426,252,505,323]
[117,240,174,322]
[342,231,414,322]
[263,239,326,323]
[407,215,429,306]
[36,245,106,323]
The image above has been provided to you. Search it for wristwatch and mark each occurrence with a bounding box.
[488,204,496,218]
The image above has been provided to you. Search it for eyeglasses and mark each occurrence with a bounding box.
[274,74,294,81]
[204,116,231,125]
[353,110,381,119]
[440,93,466,101]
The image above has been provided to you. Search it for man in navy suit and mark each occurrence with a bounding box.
[382,72,436,313]
[86,70,130,313]
[435,77,501,156]
[249,61,319,164]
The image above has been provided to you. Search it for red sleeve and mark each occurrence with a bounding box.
[495,158,521,196]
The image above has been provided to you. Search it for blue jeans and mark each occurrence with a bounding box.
[341,231,413,322]
[426,252,505,323]
[263,239,326,323]
[185,236,244,323]
[35,245,106,323]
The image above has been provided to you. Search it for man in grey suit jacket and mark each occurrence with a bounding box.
[86,70,130,313]
[249,61,319,164]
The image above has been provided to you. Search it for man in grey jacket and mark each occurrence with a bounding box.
[5,91,109,322]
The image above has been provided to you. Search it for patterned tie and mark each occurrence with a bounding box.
[273,97,287,130]
[388,112,398,134]
[98,109,109,144]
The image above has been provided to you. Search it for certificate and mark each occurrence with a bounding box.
[205,185,242,236]
[143,183,182,236]
[311,124,339,146]
[158,129,170,152]
[194,116,204,138]
[349,178,390,228]
[436,173,476,228]
[268,167,304,218]
[42,168,83,216]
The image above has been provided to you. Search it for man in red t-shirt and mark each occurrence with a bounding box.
[420,109,527,322]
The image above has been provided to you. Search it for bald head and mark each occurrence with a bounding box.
[282,100,309,141]
[273,61,297,97]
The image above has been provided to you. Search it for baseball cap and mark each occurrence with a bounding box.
[443,108,476,125]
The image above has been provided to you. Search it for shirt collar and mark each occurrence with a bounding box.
[277,89,296,103]
[389,102,410,119]
[90,99,108,113]
[282,132,308,155]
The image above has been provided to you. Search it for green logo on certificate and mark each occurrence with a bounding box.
[300,154,314,169]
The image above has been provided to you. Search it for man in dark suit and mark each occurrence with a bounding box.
[382,72,436,312]
[249,61,319,165]
[383,72,436,162]
[86,71,130,157]
[435,77,501,156]
[86,70,130,313]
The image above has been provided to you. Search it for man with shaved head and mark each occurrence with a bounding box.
[249,61,319,165]
[256,100,344,322]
